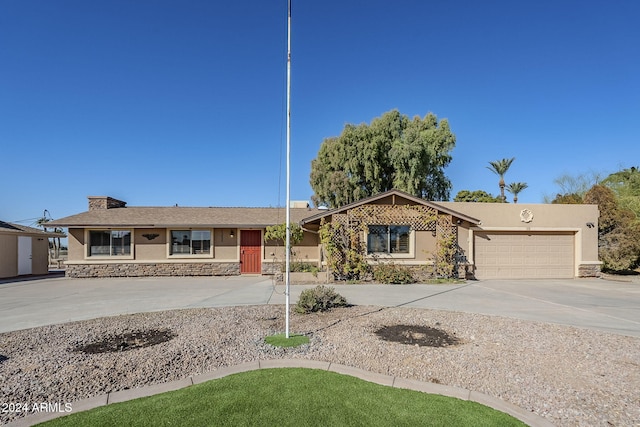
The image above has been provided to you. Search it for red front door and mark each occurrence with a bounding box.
[240,230,262,274]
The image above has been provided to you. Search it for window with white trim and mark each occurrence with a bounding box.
[170,230,211,255]
[89,230,131,256]
[367,225,411,254]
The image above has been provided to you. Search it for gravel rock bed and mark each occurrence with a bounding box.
[1,305,639,426]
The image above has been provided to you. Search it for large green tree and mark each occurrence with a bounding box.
[544,171,602,203]
[309,110,455,208]
[583,185,640,271]
[602,166,640,219]
[550,193,584,204]
[453,190,501,202]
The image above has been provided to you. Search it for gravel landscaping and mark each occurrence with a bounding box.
[1,305,639,426]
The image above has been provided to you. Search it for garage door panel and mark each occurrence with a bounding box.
[475,232,574,279]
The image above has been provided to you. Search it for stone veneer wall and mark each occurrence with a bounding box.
[66,262,240,278]
[262,262,282,275]
[578,263,601,277]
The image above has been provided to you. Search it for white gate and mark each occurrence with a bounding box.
[18,236,32,275]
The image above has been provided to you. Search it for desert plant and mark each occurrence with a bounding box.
[373,263,415,284]
[295,285,348,314]
[288,261,320,275]
[424,232,460,279]
[264,222,304,245]
[319,219,370,281]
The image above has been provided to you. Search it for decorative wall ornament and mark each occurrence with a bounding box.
[520,209,534,223]
[142,233,160,240]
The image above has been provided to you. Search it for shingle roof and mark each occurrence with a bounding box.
[0,221,65,237]
[47,207,322,228]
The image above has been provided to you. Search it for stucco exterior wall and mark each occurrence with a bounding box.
[441,202,598,229]
[68,229,85,260]
[441,202,598,253]
[133,229,166,260]
[368,230,437,265]
[415,230,437,262]
[439,202,601,277]
[264,232,320,265]
[213,228,237,259]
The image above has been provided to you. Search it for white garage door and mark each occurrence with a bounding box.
[474,232,574,279]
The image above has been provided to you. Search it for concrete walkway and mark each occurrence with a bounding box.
[1,275,639,337]
[6,359,553,427]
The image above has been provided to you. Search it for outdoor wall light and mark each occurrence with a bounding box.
[230,230,235,238]
[586,222,595,228]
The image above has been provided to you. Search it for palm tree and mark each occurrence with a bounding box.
[36,210,61,259]
[506,182,528,203]
[36,212,53,260]
[487,157,515,202]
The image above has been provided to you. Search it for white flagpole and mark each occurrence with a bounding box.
[285,0,292,339]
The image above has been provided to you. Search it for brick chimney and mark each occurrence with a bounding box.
[88,196,127,211]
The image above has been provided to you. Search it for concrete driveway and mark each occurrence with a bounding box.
[1,275,639,337]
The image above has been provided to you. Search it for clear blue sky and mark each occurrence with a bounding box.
[2,0,639,225]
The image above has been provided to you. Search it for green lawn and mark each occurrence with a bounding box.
[264,333,310,347]
[40,368,526,427]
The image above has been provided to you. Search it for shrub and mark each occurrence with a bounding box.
[287,262,320,275]
[373,263,415,284]
[295,285,348,314]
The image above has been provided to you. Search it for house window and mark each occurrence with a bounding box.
[171,230,211,255]
[367,225,410,254]
[89,230,131,256]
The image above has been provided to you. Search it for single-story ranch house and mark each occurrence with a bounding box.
[48,190,601,280]
[0,221,64,278]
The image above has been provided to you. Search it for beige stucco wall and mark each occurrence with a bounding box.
[134,229,167,260]
[415,230,437,262]
[68,227,239,261]
[214,228,237,259]
[440,202,598,229]
[372,229,437,264]
[439,202,600,266]
[0,234,18,278]
[264,231,320,264]
[68,228,85,260]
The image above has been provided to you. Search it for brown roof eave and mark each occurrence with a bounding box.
[47,223,290,229]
